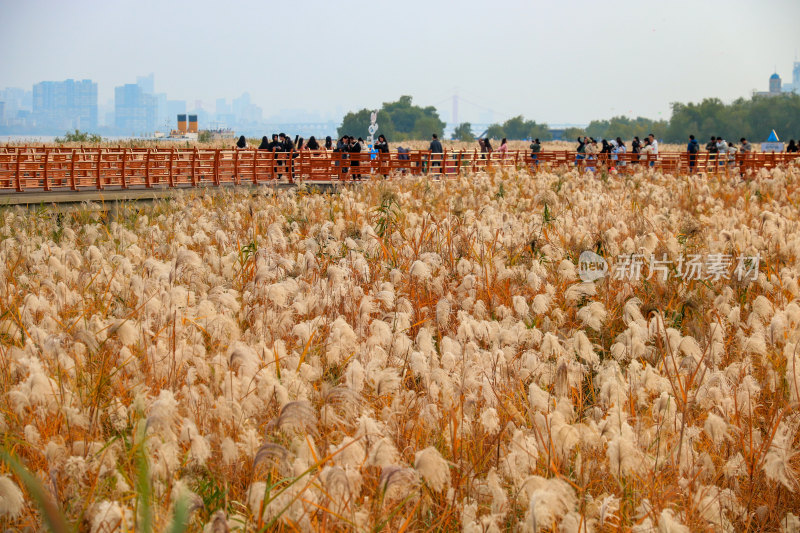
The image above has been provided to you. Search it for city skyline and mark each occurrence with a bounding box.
[1,0,799,129]
[2,61,799,137]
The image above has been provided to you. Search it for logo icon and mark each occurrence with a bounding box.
[578,251,608,282]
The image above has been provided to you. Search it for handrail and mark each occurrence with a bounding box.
[1,147,798,193]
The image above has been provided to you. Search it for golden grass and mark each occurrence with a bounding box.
[1,162,799,531]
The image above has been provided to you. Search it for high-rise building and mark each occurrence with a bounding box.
[783,61,800,94]
[136,73,155,95]
[0,101,5,126]
[115,83,157,134]
[32,79,98,130]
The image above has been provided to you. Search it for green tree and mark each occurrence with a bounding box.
[55,129,103,143]
[585,116,667,141]
[486,116,552,140]
[451,122,474,141]
[665,94,800,142]
[563,128,586,141]
[486,123,505,139]
[338,96,444,141]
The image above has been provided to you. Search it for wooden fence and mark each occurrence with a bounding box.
[1,146,798,193]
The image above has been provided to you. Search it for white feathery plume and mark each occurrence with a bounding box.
[414,446,450,492]
[523,476,576,532]
[658,509,690,533]
[480,407,500,435]
[436,297,452,328]
[763,421,799,491]
[577,301,607,332]
[89,500,133,533]
[703,412,729,447]
[0,476,24,519]
[410,260,431,281]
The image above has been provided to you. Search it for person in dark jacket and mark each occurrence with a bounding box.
[687,135,699,171]
[575,136,586,165]
[279,133,293,152]
[236,135,247,149]
[706,136,718,167]
[787,140,798,153]
[530,138,541,166]
[349,137,363,179]
[325,136,333,151]
[375,134,389,153]
[306,136,319,150]
[631,137,641,154]
[429,134,443,173]
[258,136,270,149]
[430,133,443,153]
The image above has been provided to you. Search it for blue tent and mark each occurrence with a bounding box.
[767,130,779,142]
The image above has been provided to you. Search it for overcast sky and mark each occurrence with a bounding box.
[1,0,799,125]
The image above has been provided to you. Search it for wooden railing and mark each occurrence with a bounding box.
[1,146,798,193]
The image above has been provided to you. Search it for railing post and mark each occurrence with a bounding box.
[252,149,258,185]
[14,151,24,192]
[70,149,77,190]
[214,149,221,186]
[168,148,175,187]
[234,148,239,184]
[191,149,197,186]
[42,148,50,191]
[121,149,128,189]
[96,148,103,190]
[144,149,151,188]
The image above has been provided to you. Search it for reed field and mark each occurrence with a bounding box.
[2,163,800,532]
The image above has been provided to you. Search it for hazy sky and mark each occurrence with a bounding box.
[2,0,799,125]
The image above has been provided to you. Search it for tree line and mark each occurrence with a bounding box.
[339,93,800,143]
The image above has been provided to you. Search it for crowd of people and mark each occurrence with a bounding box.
[234,132,800,162]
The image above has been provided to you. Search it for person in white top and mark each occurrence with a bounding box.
[648,133,659,154]
[716,137,728,166]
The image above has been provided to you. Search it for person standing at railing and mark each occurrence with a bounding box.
[647,133,658,167]
[306,136,319,150]
[530,138,541,166]
[739,138,753,153]
[496,138,508,160]
[584,138,598,171]
[687,135,699,172]
[258,136,270,149]
[787,140,798,153]
[726,140,738,166]
[235,135,247,149]
[325,136,334,151]
[640,137,654,164]
[575,137,586,166]
[375,134,389,153]
[631,137,641,162]
[349,137,363,180]
[429,134,443,173]
[648,134,658,155]
[715,137,728,167]
[706,137,717,169]
[615,137,627,167]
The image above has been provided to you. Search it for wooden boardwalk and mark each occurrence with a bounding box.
[1,146,798,203]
